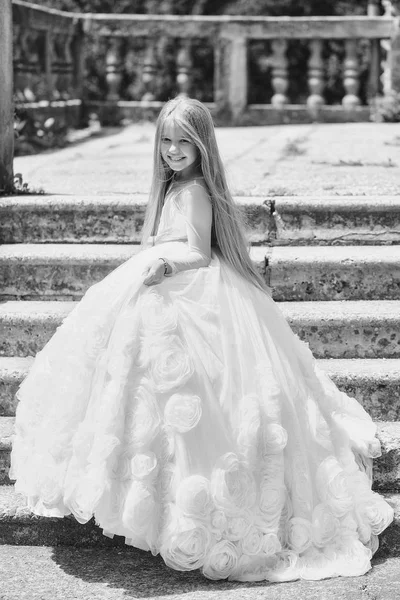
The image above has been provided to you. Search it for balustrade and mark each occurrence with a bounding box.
[10,0,399,126]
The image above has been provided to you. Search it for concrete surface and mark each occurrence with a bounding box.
[1,545,400,600]
[12,122,400,198]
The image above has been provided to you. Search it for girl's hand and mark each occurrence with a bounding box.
[142,259,165,286]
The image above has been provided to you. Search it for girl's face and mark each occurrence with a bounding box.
[160,121,199,179]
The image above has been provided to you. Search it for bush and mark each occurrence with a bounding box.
[371,92,400,123]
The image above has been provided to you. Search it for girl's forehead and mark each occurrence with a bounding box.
[161,120,186,138]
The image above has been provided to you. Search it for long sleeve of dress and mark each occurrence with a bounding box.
[161,184,212,277]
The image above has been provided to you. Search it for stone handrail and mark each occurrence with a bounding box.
[10,0,400,125]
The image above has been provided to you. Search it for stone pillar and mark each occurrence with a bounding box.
[271,39,289,108]
[342,39,361,109]
[0,0,14,193]
[227,32,247,121]
[389,18,400,92]
[216,25,247,122]
[367,0,381,98]
[307,39,324,118]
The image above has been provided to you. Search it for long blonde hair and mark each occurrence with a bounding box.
[140,97,270,295]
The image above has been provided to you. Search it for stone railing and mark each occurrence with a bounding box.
[12,0,84,128]
[11,0,400,127]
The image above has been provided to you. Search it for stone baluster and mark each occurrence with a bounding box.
[176,41,192,96]
[342,39,360,110]
[63,33,74,99]
[142,40,158,102]
[44,30,54,100]
[367,0,381,99]
[307,39,324,117]
[215,25,248,121]
[105,37,123,102]
[382,0,396,17]
[13,25,26,102]
[271,39,288,108]
[71,23,85,100]
[22,30,42,102]
[52,34,73,100]
[51,36,63,99]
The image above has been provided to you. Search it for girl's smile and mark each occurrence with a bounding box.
[161,121,200,179]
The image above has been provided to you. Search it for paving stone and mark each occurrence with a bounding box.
[2,545,400,600]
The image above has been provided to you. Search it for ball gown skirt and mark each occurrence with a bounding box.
[10,239,394,583]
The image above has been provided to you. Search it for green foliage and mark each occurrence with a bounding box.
[7,173,45,195]
[371,92,400,123]
[39,0,371,15]
[14,104,69,156]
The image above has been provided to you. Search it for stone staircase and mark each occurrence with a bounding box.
[1,193,400,555]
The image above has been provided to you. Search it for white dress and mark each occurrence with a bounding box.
[10,181,394,583]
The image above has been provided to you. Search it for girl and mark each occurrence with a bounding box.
[10,97,393,583]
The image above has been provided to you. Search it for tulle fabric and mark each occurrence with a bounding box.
[10,238,394,582]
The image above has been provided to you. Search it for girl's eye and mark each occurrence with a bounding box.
[180,139,190,144]
[161,137,170,143]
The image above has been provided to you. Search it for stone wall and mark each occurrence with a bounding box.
[0,0,13,193]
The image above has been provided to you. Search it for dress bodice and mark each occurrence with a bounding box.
[154,179,205,245]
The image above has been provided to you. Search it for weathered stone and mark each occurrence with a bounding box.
[320,359,400,421]
[374,422,400,492]
[272,196,400,246]
[0,357,31,417]
[280,300,400,359]
[0,485,399,554]
[2,243,400,301]
[0,195,272,244]
[0,0,14,193]
[2,357,400,421]
[266,245,400,301]
[1,299,400,359]
[3,417,400,489]
[0,301,73,358]
[0,244,266,300]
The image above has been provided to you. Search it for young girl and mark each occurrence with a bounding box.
[10,97,393,583]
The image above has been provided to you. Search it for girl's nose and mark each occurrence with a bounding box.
[169,142,179,153]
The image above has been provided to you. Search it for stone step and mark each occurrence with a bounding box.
[1,417,400,489]
[0,194,272,245]
[319,359,400,422]
[3,195,400,247]
[1,300,399,359]
[265,245,400,301]
[1,356,400,422]
[272,196,400,246]
[0,483,399,558]
[1,244,400,301]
